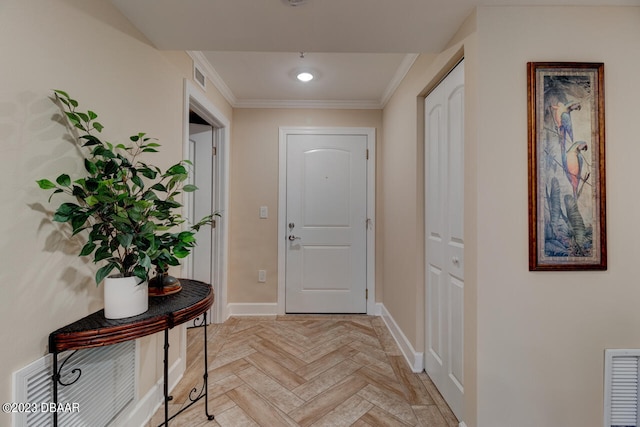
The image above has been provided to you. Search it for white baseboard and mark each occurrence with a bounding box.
[380,304,424,372]
[227,303,279,316]
[119,357,184,427]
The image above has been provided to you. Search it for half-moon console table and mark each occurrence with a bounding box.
[49,279,215,427]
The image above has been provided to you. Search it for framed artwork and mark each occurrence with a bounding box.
[527,62,606,270]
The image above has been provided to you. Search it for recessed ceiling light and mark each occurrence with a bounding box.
[297,72,314,82]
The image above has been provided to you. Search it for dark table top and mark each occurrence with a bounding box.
[49,279,213,353]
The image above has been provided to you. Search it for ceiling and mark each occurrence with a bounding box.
[111,0,638,108]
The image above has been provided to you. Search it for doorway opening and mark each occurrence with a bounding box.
[183,79,230,324]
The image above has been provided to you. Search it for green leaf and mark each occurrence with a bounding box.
[96,263,117,285]
[182,184,198,192]
[131,175,144,189]
[56,174,71,187]
[130,133,146,142]
[93,122,104,132]
[174,247,190,258]
[85,195,99,206]
[150,183,166,192]
[56,202,79,215]
[65,111,80,126]
[76,112,89,122]
[52,212,70,222]
[139,253,151,269]
[71,215,87,234]
[179,232,196,243]
[81,135,102,147]
[48,189,63,203]
[71,185,86,198]
[133,266,148,282]
[94,246,112,262]
[84,159,97,175]
[36,179,57,190]
[117,233,133,248]
[53,89,70,99]
[166,164,187,176]
[88,110,98,120]
[79,242,96,257]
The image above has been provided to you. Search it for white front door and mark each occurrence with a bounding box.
[424,60,465,420]
[283,131,369,313]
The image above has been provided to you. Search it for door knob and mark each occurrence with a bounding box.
[288,235,301,241]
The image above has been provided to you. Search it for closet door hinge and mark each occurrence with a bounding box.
[366,289,368,300]
[212,146,217,156]
[366,149,369,160]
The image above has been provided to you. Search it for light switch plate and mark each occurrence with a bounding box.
[259,206,268,219]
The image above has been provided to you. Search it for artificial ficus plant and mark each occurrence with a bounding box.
[37,90,212,285]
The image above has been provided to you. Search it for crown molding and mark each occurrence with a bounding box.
[233,99,383,110]
[380,53,419,108]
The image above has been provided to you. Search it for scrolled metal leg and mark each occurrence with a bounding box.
[156,313,214,426]
[52,350,82,427]
[202,312,214,420]
[163,328,170,426]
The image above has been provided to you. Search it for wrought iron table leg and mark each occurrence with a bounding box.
[52,352,58,427]
[202,312,214,420]
[157,312,214,426]
[163,328,170,426]
[51,350,82,427]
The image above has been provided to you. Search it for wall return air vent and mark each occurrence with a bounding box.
[605,349,640,427]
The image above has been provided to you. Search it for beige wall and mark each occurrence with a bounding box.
[473,6,640,427]
[0,0,231,424]
[229,108,383,304]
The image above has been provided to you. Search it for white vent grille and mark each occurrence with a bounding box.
[13,341,136,427]
[605,349,640,427]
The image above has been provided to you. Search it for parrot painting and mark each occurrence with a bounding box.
[550,100,583,198]
[565,141,588,199]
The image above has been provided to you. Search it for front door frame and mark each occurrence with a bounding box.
[278,127,376,315]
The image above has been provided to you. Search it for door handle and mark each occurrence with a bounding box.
[288,235,301,241]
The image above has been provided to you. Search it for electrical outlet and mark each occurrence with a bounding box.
[258,270,266,283]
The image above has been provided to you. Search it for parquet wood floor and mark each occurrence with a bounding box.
[147,315,458,427]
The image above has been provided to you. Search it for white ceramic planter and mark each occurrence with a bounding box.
[104,276,148,319]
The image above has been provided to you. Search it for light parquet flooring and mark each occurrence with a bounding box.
[147,315,458,427]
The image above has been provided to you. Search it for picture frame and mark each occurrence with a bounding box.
[527,62,606,271]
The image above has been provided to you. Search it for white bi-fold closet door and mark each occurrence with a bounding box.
[424,60,465,421]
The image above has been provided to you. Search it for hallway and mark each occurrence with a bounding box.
[148,315,458,426]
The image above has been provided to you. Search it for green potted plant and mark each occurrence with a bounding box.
[37,90,212,318]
